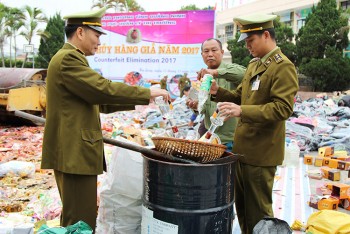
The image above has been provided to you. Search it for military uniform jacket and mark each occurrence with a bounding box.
[214,48,298,166]
[202,62,245,144]
[41,43,150,175]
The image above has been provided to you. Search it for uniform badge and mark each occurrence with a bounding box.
[264,58,272,67]
[273,54,283,63]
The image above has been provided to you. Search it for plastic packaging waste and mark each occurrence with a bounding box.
[154,96,184,138]
[197,74,213,113]
[185,128,200,140]
[0,161,36,177]
[282,139,300,168]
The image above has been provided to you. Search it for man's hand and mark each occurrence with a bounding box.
[217,102,242,118]
[186,98,198,111]
[150,88,170,102]
[196,68,218,80]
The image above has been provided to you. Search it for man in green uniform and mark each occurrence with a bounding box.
[160,75,168,90]
[187,38,245,151]
[210,14,299,233]
[41,7,169,232]
[178,73,191,97]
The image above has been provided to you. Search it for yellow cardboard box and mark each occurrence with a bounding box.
[304,155,313,165]
[329,159,339,169]
[314,157,323,167]
[318,197,339,210]
[318,146,334,157]
[331,183,350,199]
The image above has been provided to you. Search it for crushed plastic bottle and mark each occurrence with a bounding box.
[197,74,213,113]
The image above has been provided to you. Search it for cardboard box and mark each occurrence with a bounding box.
[340,198,350,210]
[304,155,313,165]
[322,158,330,166]
[337,161,347,170]
[334,150,348,157]
[329,159,339,169]
[331,155,350,161]
[318,146,334,157]
[329,170,341,181]
[316,185,332,196]
[318,197,339,210]
[321,167,331,179]
[331,183,350,199]
[345,162,350,171]
[321,167,341,181]
[309,195,321,209]
[314,157,324,167]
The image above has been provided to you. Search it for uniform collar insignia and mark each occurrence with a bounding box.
[264,57,272,67]
[273,53,283,63]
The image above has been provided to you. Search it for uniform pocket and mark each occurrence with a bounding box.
[81,129,103,144]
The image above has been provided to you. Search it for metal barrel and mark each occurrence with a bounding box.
[141,152,235,234]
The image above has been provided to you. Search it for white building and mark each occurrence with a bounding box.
[216,0,350,62]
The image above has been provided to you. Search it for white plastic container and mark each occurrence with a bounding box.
[282,140,300,168]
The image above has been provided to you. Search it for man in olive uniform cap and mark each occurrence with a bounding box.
[41,7,169,232]
[178,73,191,97]
[209,14,298,233]
[160,75,168,90]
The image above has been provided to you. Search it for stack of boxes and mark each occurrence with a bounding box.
[309,183,350,211]
[306,146,350,210]
[304,146,350,181]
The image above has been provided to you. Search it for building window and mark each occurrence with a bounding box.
[225,24,234,39]
[341,0,350,10]
[297,19,306,30]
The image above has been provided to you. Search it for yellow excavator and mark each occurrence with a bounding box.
[0,68,47,124]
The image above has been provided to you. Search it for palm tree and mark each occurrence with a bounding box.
[125,0,145,12]
[91,0,144,12]
[20,5,47,68]
[5,7,25,67]
[0,3,10,67]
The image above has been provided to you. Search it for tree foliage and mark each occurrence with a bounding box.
[20,5,48,67]
[227,32,251,67]
[274,18,297,64]
[180,4,200,10]
[92,0,144,12]
[227,17,296,67]
[296,0,350,91]
[180,4,214,10]
[296,0,348,65]
[36,13,65,69]
[300,46,350,91]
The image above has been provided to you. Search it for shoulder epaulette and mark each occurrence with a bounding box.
[273,53,283,64]
[249,57,260,64]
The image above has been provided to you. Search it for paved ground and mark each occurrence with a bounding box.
[231,152,350,233]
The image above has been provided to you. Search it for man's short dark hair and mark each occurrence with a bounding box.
[248,28,276,41]
[201,38,223,51]
[65,25,91,39]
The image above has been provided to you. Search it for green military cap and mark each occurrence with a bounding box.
[233,14,277,42]
[63,7,107,34]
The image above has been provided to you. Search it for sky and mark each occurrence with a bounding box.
[1,0,218,52]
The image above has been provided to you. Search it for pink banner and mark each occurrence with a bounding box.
[101,10,215,44]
